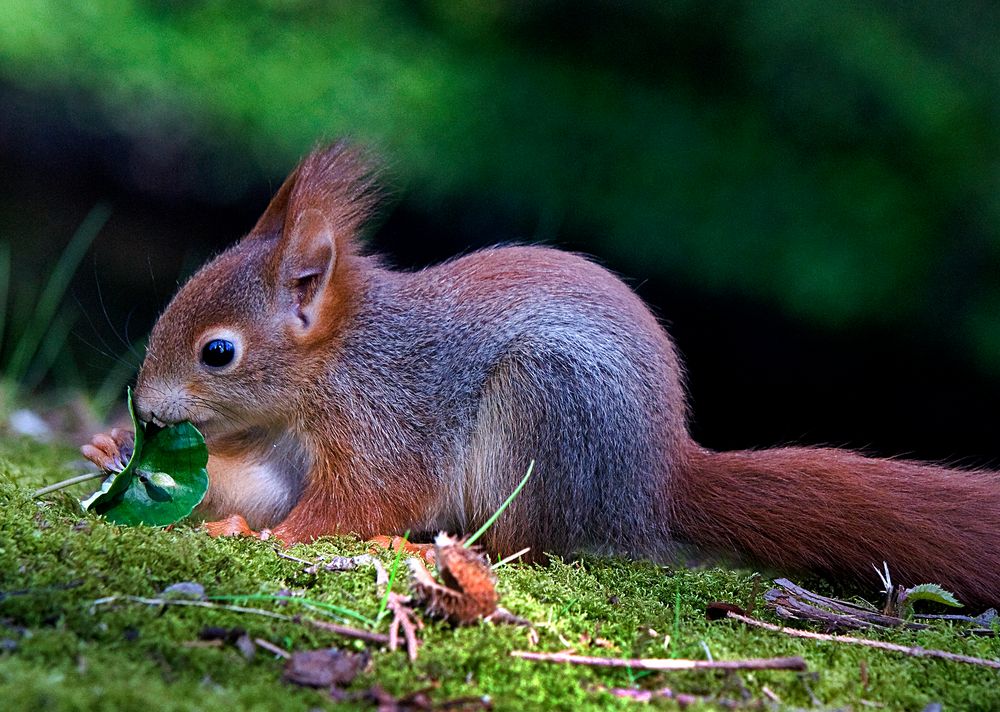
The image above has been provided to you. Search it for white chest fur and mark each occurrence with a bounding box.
[197,431,309,530]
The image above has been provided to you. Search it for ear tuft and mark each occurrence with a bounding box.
[244,140,380,245]
[266,142,380,335]
[285,141,380,248]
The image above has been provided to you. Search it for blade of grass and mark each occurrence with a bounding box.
[21,308,78,392]
[0,241,10,355]
[207,593,376,627]
[672,586,681,658]
[6,204,111,382]
[376,530,409,623]
[464,460,534,548]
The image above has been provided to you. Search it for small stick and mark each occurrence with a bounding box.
[93,594,391,647]
[511,650,807,671]
[305,617,391,645]
[728,611,1000,669]
[254,638,291,659]
[493,547,531,569]
[275,550,316,566]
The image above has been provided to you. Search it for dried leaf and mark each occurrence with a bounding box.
[283,647,368,688]
[408,533,497,624]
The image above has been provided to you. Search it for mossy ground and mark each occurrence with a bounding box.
[1,435,998,711]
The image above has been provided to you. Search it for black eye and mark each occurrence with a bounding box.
[201,339,235,368]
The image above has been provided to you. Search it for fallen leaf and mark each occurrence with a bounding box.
[409,533,497,624]
[283,647,369,688]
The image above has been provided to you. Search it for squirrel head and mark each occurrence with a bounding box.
[134,142,378,440]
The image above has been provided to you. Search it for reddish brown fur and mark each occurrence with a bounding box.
[272,476,436,543]
[265,144,378,348]
[675,447,1000,609]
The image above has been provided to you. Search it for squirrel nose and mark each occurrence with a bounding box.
[133,383,177,426]
[133,396,164,427]
[133,396,152,424]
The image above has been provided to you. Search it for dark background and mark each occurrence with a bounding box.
[1,1,999,464]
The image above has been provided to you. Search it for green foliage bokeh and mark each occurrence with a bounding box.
[0,0,998,366]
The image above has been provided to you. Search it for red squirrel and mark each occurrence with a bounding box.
[83,143,1000,608]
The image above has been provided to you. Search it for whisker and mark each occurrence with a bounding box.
[69,330,139,370]
[91,257,132,352]
[122,307,144,359]
[72,293,130,366]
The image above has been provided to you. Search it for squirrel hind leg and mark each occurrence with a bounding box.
[461,346,677,563]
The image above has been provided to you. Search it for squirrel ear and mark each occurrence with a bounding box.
[280,208,336,333]
[273,142,377,335]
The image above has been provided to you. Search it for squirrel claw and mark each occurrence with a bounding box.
[204,514,257,538]
[81,428,135,473]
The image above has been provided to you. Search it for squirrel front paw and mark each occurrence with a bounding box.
[81,428,135,473]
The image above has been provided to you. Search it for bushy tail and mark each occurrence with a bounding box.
[673,446,1000,609]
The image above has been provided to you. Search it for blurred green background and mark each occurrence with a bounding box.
[1,0,998,459]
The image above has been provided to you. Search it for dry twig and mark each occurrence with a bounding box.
[92,595,295,621]
[511,650,807,671]
[274,550,315,567]
[254,638,292,659]
[727,611,1000,669]
[305,618,391,645]
[765,579,995,636]
[93,594,391,646]
[386,592,423,661]
[603,686,755,709]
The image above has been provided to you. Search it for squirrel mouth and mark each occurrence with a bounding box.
[146,414,171,429]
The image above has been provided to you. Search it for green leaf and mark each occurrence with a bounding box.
[82,388,209,526]
[901,583,962,609]
[80,388,146,510]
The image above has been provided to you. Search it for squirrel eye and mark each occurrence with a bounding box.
[200,339,236,368]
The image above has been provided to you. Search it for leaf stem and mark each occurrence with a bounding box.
[33,471,107,497]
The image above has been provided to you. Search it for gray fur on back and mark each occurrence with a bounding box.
[318,245,688,559]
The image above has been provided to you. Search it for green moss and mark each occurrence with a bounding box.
[2,436,998,711]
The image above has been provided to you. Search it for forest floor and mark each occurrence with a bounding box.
[1,435,998,711]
